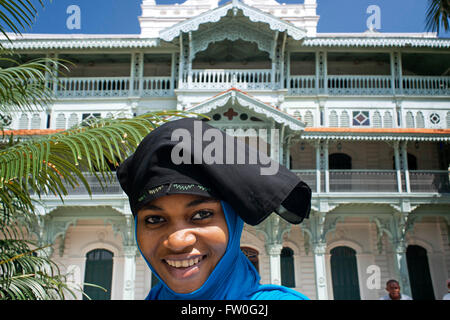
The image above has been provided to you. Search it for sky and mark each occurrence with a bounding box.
[15,0,450,37]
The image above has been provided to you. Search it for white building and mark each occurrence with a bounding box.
[2,0,450,300]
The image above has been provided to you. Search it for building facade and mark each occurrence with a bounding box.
[2,0,450,300]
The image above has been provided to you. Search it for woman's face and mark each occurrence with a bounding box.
[136,194,229,294]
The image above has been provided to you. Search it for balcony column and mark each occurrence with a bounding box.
[314,141,321,193]
[171,53,177,90]
[270,123,280,162]
[323,141,330,193]
[271,31,279,90]
[285,50,291,90]
[316,51,327,95]
[393,141,403,193]
[188,32,193,88]
[51,53,59,96]
[279,32,287,90]
[129,53,137,97]
[178,34,184,89]
[391,51,403,96]
[179,33,190,89]
[400,141,411,193]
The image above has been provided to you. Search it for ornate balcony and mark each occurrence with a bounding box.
[288,75,449,96]
[52,73,449,98]
[402,76,450,96]
[57,77,131,98]
[56,76,173,98]
[293,170,450,194]
[183,69,273,90]
[55,170,450,197]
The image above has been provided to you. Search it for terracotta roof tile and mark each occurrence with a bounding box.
[2,129,65,136]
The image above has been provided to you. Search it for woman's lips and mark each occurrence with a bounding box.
[162,255,206,279]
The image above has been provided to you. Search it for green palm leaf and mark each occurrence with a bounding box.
[0,111,190,212]
[0,56,66,114]
[0,0,45,42]
[425,0,450,33]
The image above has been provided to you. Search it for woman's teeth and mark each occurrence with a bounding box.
[165,257,202,268]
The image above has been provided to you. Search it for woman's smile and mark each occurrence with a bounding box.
[163,254,207,280]
[136,194,229,294]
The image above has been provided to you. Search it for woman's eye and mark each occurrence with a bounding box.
[192,210,213,221]
[145,216,165,225]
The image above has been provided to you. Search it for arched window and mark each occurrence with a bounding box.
[446,111,450,128]
[406,112,415,128]
[329,110,338,127]
[406,245,435,300]
[304,111,314,127]
[373,111,382,128]
[83,249,114,300]
[330,246,361,300]
[280,247,295,288]
[340,111,350,127]
[30,114,41,129]
[241,247,259,273]
[416,112,425,128]
[55,113,66,129]
[18,113,29,129]
[68,113,79,128]
[383,111,393,128]
[329,153,352,170]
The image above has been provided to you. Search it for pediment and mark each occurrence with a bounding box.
[159,0,307,42]
[186,88,305,132]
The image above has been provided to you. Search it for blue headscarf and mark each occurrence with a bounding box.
[135,201,309,300]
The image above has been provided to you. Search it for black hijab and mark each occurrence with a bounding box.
[116,118,311,226]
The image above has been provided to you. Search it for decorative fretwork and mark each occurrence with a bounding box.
[191,19,274,61]
[159,1,306,42]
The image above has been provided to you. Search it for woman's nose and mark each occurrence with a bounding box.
[165,228,196,252]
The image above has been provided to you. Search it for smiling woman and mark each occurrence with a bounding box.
[116,118,312,300]
[136,194,228,294]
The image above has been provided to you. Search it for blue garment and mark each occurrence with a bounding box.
[135,200,309,300]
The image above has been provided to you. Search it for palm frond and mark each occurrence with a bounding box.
[0,56,67,114]
[425,0,450,33]
[0,0,46,42]
[0,111,190,212]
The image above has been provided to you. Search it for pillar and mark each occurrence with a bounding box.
[324,141,330,193]
[393,141,403,193]
[315,141,321,193]
[400,141,411,193]
[122,245,137,300]
[313,242,329,299]
[393,241,412,298]
[266,243,283,286]
[256,215,291,287]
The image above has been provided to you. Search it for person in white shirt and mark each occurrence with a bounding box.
[379,279,412,300]
[442,280,450,300]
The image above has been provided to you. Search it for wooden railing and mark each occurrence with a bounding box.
[54,74,449,98]
[292,169,450,193]
[185,69,273,90]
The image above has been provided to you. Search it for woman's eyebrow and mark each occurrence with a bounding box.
[186,198,219,208]
[141,204,163,211]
